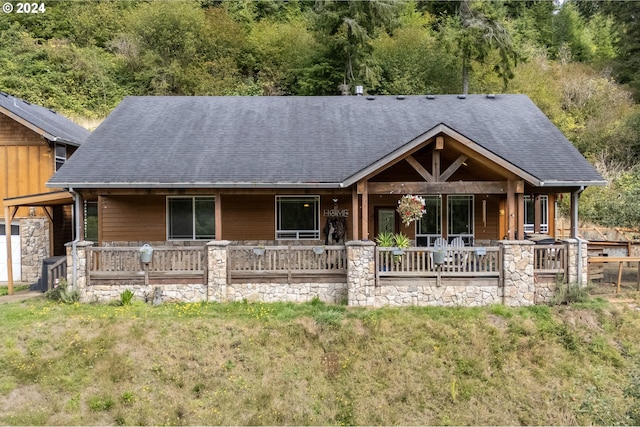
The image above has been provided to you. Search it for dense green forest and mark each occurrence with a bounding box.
[2,0,640,229]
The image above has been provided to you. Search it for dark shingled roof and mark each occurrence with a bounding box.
[47,94,604,189]
[0,92,90,146]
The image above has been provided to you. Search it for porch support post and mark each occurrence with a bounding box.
[351,186,359,241]
[215,191,222,240]
[346,240,376,307]
[506,181,515,240]
[534,195,541,234]
[517,193,525,240]
[206,240,230,302]
[358,180,369,240]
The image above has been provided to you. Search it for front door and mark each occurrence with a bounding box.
[375,207,398,237]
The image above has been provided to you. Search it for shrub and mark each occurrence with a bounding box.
[45,279,79,304]
[119,289,134,306]
[549,282,590,306]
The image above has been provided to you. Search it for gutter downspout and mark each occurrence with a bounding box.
[68,187,81,290]
[572,186,586,287]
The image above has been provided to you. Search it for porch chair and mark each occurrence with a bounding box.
[431,237,448,268]
[450,237,468,269]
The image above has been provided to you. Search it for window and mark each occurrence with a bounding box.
[0,223,19,235]
[167,197,215,240]
[448,195,474,245]
[84,201,98,241]
[415,195,442,246]
[276,196,320,239]
[54,143,66,171]
[524,195,548,233]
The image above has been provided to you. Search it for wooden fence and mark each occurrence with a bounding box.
[376,246,501,278]
[532,244,567,277]
[46,256,67,290]
[228,245,347,283]
[87,246,206,284]
[79,243,568,288]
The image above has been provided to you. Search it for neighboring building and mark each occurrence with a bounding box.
[48,94,604,247]
[1,92,89,283]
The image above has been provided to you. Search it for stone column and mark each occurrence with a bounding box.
[20,218,50,284]
[346,240,376,307]
[65,241,93,299]
[563,238,588,286]
[500,240,535,306]
[206,240,230,302]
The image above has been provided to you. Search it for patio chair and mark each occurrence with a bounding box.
[450,237,468,269]
[431,237,448,267]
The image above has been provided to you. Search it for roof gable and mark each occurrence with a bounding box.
[47,94,604,189]
[0,92,90,146]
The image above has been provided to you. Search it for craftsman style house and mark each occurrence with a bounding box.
[1,92,89,285]
[49,94,604,245]
[47,94,605,306]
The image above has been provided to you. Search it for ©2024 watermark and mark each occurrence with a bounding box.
[3,2,46,14]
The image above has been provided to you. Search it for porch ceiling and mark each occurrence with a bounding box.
[3,191,74,208]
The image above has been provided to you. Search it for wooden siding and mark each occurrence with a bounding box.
[0,112,56,218]
[474,195,500,242]
[222,194,275,241]
[99,195,166,243]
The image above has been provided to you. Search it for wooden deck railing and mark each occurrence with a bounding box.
[87,246,205,281]
[376,246,501,278]
[47,256,67,290]
[533,244,567,275]
[228,245,347,280]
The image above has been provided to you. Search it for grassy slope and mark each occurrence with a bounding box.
[0,296,639,426]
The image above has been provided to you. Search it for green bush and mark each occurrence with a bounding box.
[549,282,590,306]
[119,289,134,306]
[45,279,79,304]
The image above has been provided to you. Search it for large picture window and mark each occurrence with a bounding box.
[276,196,320,239]
[524,195,548,233]
[167,196,215,240]
[415,195,442,246]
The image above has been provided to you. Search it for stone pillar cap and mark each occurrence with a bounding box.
[346,240,376,247]
[205,240,232,247]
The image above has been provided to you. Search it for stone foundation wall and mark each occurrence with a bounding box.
[67,239,587,307]
[20,218,50,283]
[82,283,207,304]
[376,280,501,307]
[224,282,347,304]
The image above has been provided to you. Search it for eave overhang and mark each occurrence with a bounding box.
[46,182,345,190]
[342,124,543,187]
[0,106,82,147]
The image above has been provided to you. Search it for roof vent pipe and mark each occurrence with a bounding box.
[355,86,364,96]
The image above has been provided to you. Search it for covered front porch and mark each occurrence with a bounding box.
[66,237,585,307]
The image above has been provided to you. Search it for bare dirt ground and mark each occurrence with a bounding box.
[589,263,640,309]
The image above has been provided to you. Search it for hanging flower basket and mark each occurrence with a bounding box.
[397,194,426,226]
